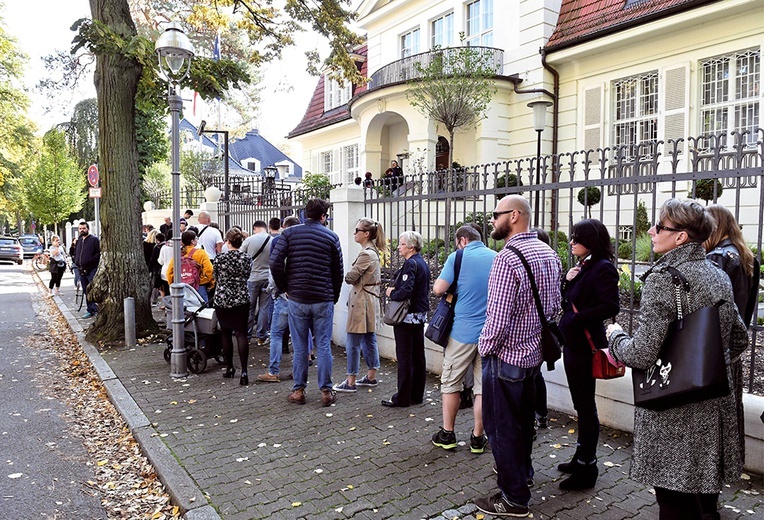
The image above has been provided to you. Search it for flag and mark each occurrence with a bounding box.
[213,34,221,61]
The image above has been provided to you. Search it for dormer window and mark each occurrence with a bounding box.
[324,76,352,111]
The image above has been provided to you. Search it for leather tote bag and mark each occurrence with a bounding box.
[632,268,729,411]
[425,249,463,347]
[572,303,625,380]
[383,262,417,326]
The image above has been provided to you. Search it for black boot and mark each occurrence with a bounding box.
[557,453,579,473]
[559,460,598,490]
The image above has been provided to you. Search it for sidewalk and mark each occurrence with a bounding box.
[47,270,762,519]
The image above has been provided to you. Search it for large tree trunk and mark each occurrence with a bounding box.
[86,0,157,342]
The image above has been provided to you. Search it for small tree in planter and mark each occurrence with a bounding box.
[495,173,523,200]
[635,200,650,236]
[577,186,601,219]
[690,179,724,205]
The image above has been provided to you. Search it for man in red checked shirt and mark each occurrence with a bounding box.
[473,195,562,518]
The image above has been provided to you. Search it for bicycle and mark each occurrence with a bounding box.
[32,250,50,272]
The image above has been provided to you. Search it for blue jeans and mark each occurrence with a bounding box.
[345,332,380,376]
[247,280,272,339]
[482,356,539,507]
[268,297,289,375]
[80,268,98,314]
[288,300,334,391]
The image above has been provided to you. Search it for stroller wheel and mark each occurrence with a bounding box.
[163,345,171,364]
[187,349,207,374]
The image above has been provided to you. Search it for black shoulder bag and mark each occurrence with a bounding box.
[425,249,463,348]
[632,267,730,411]
[507,245,564,371]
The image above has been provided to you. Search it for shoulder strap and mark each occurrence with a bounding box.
[506,245,548,325]
[197,226,207,237]
[186,247,198,257]
[252,235,271,260]
[446,249,464,296]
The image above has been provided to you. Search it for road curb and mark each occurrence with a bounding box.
[47,288,221,519]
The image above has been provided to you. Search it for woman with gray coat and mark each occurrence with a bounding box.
[606,199,748,519]
[333,219,387,393]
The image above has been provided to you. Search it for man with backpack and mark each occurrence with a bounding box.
[242,220,272,345]
[167,230,214,302]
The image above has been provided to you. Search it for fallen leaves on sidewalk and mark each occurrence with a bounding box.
[31,290,181,519]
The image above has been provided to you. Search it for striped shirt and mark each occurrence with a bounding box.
[478,231,562,367]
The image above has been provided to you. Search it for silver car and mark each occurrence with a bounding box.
[0,237,24,265]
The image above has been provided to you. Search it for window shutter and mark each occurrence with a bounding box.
[660,63,690,178]
[582,84,603,151]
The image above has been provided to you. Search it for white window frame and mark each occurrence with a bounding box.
[401,28,420,59]
[699,48,760,146]
[342,144,359,185]
[320,151,334,176]
[323,76,352,111]
[431,12,454,49]
[466,0,493,47]
[611,71,659,158]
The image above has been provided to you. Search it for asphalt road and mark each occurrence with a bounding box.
[0,262,107,519]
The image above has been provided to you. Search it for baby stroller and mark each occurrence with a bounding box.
[163,284,224,374]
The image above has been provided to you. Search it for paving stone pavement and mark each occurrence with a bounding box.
[49,272,762,519]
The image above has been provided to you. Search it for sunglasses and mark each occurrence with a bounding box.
[354,228,368,234]
[492,209,519,219]
[654,222,683,234]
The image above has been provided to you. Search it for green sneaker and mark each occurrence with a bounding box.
[470,432,489,454]
[432,427,457,450]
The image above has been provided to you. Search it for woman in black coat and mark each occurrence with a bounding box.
[557,219,620,490]
[383,230,431,407]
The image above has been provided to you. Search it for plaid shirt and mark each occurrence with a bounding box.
[478,231,562,367]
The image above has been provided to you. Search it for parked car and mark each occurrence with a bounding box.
[19,234,43,258]
[0,236,24,265]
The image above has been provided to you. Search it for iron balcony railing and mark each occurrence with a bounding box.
[367,46,504,91]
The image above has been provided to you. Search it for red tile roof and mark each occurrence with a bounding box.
[545,0,719,51]
[288,45,368,138]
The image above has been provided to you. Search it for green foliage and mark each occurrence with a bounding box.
[635,200,650,236]
[422,238,446,261]
[495,173,523,200]
[635,233,656,262]
[557,242,570,272]
[180,148,222,190]
[577,186,601,218]
[22,129,85,228]
[142,162,171,202]
[690,179,724,204]
[453,212,493,242]
[552,230,568,247]
[136,107,169,178]
[617,241,633,260]
[296,173,332,203]
[618,265,643,304]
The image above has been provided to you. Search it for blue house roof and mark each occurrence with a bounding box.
[179,118,251,175]
[229,129,303,180]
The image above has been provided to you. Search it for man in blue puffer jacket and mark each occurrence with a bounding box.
[271,198,344,407]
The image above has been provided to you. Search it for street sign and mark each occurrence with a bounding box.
[89,187,102,198]
[87,164,100,187]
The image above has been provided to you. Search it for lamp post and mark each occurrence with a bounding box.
[528,100,553,228]
[197,120,230,229]
[156,22,194,378]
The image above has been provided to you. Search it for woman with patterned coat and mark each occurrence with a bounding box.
[212,228,252,386]
[333,218,387,393]
[606,199,748,519]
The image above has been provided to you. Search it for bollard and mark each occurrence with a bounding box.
[124,297,136,348]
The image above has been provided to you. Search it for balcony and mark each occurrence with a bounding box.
[367,46,504,92]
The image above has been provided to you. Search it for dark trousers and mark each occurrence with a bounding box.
[80,268,97,314]
[563,346,599,462]
[655,488,719,520]
[49,268,64,289]
[482,356,538,507]
[391,322,426,406]
[534,370,548,418]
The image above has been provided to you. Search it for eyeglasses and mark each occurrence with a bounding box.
[655,222,683,234]
[354,228,368,234]
[570,237,578,245]
[492,209,519,220]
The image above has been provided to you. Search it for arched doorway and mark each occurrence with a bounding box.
[435,136,450,170]
[365,111,410,177]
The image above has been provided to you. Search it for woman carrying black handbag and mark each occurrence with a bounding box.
[606,199,749,519]
[382,230,430,408]
[557,219,619,490]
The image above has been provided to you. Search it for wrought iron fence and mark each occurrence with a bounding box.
[364,129,764,393]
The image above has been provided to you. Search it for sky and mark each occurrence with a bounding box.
[2,0,325,151]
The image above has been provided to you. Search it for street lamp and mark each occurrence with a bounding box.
[156,22,194,379]
[528,100,553,228]
[197,120,230,229]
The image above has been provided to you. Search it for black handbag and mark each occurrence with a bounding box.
[632,267,730,411]
[425,249,463,347]
[507,245,564,370]
[383,261,417,326]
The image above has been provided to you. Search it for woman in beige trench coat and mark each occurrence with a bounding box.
[333,218,388,393]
